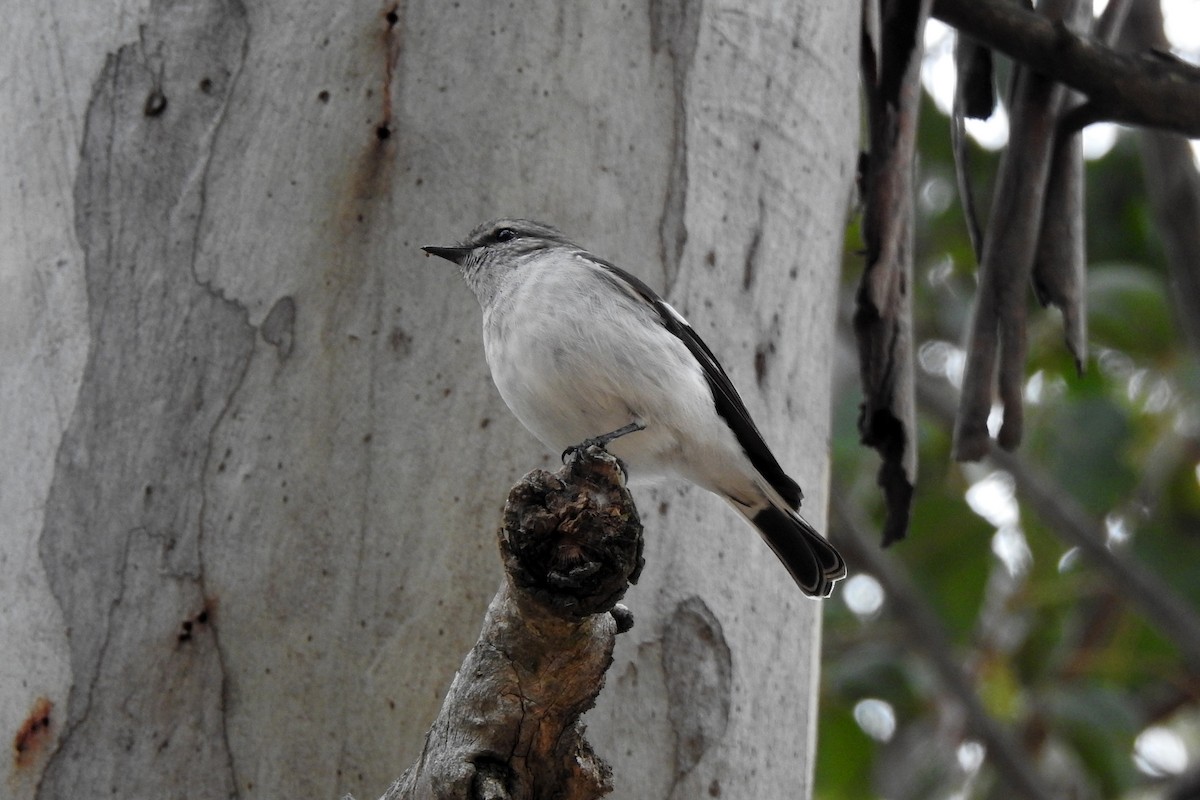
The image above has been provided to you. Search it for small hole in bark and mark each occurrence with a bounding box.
[144,89,168,117]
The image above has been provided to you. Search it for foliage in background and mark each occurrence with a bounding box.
[820,78,1200,799]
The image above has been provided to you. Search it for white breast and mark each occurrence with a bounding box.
[479,252,731,481]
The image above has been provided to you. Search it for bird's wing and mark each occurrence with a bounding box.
[581,252,804,509]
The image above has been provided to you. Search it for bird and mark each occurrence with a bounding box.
[423,218,846,597]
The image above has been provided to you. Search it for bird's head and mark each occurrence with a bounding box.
[423,218,575,306]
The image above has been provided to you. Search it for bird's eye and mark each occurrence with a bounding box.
[494,228,517,243]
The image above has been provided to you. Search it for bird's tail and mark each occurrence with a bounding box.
[737,501,846,598]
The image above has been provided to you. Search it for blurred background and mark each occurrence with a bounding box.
[819,4,1200,799]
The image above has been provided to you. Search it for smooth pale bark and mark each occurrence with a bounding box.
[2,1,857,798]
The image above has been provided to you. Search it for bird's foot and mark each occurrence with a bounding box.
[560,421,646,463]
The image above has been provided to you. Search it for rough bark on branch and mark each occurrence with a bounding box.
[378,448,643,800]
[932,0,1200,136]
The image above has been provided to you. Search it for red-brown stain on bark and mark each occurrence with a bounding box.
[323,4,407,345]
[378,2,403,143]
[337,1,404,227]
[12,697,52,768]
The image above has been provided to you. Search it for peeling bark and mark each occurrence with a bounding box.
[35,0,252,794]
[1031,119,1087,372]
[951,33,993,263]
[953,0,1088,460]
[855,0,926,545]
[1031,0,1092,373]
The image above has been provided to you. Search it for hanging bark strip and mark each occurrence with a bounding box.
[951,33,994,264]
[952,0,1086,460]
[855,0,929,545]
[381,448,643,800]
[1032,0,1092,373]
[1030,120,1087,372]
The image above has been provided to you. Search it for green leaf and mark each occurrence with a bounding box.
[1087,265,1175,359]
[1030,393,1135,515]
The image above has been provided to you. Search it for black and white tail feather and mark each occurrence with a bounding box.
[584,250,846,597]
[425,218,847,598]
[742,505,845,598]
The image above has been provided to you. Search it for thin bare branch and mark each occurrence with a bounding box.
[831,497,1057,800]
[932,0,1200,137]
[926,381,1200,674]
[993,446,1200,673]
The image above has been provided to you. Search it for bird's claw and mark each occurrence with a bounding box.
[560,421,646,464]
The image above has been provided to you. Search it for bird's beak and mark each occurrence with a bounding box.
[422,245,472,265]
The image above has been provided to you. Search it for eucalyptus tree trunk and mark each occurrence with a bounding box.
[1,0,857,798]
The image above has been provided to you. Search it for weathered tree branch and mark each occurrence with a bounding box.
[378,449,643,800]
[932,0,1200,137]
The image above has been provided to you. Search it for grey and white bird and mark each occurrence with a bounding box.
[424,219,846,597]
